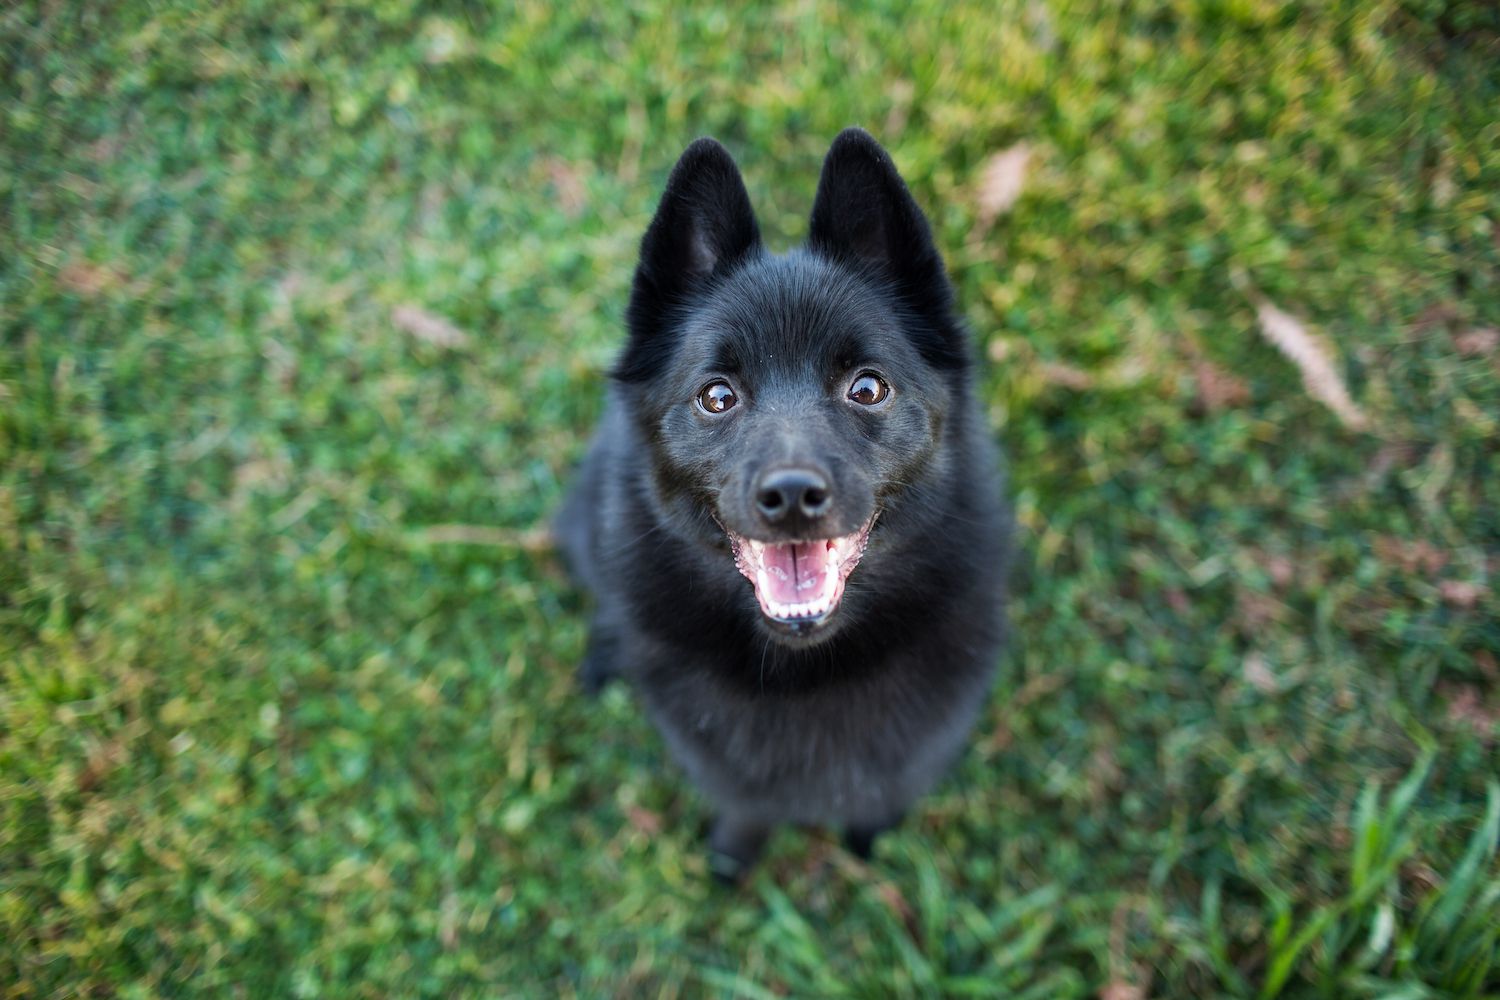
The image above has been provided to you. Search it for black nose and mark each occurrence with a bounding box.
[754,467,832,526]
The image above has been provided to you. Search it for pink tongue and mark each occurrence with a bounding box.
[760,541,829,605]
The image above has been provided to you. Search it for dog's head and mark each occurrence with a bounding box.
[614,129,973,642]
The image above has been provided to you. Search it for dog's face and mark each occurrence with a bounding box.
[615,130,971,643]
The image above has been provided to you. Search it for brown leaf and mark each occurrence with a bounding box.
[1443,685,1499,737]
[1039,360,1094,390]
[1373,537,1448,576]
[1242,652,1278,694]
[1236,589,1287,631]
[1100,984,1146,1000]
[1438,580,1485,609]
[1252,299,1368,430]
[407,523,551,551]
[1454,327,1499,358]
[1192,359,1251,412]
[876,881,921,943]
[625,805,663,836]
[975,143,1032,225]
[231,456,292,509]
[1255,552,1295,588]
[1413,302,1460,332]
[58,261,125,296]
[987,337,1018,363]
[392,304,471,349]
[542,157,588,218]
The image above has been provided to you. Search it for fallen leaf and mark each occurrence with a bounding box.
[407,523,551,551]
[1438,580,1485,608]
[1454,326,1499,357]
[976,143,1032,224]
[1242,652,1278,694]
[1039,360,1094,390]
[1252,299,1368,430]
[884,79,915,137]
[1413,301,1460,332]
[1192,358,1251,412]
[392,304,471,349]
[1236,589,1287,631]
[58,261,124,296]
[625,805,662,835]
[1256,552,1295,588]
[987,337,1018,363]
[543,157,588,218]
[876,881,921,943]
[1443,685,1499,737]
[232,456,291,503]
[1373,537,1448,576]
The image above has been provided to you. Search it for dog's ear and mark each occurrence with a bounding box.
[809,128,965,368]
[616,138,761,383]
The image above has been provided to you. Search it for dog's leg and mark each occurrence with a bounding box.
[842,811,905,861]
[577,618,622,695]
[708,815,770,885]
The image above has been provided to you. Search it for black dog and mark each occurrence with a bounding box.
[557,128,1010,880]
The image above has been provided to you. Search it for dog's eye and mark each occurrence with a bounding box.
[847,372,889,406]
[697,380,738,414]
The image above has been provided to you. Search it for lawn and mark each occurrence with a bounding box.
[3,1,1498,996]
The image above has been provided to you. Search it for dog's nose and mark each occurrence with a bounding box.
[754,467,832,526]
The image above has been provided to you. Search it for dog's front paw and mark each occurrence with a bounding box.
[576,626,621,695]
[707,815,769,886]
[842,812,905,861]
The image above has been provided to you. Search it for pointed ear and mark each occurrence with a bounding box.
[616,138,761,383]
[808,128,963,365]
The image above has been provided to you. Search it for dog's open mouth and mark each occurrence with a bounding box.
[727,519,873,627]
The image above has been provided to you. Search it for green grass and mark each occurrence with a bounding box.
[3,1,1498,996]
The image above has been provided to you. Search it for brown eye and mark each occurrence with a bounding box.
[847,372,889,406]
[697,380,738,414]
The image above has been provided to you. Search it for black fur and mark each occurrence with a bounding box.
[557,128,1010,877]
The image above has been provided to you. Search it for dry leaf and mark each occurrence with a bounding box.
[58,262,124,296]
[1413,301,1459,332]
[1236,589,1287,631]
[987,337,1019,363]
[1454,327,1499,358]
[1443,685,1499,737]
[543,157,588,218]
[1100,984,1146,1000]
[875,881,921,943]
[1192,359,1251,412]
[1438,580,1485,609]
[625,805,663,835]
[1242,652,1278,694]
[1040,360,1094,390]
[392,304,471,349]
[1255,551,1295,588]
[1373,537,1448,576]
[884,79,916,137]
[976,143,1032,224]
[232,456,291,501]
[407,523,551,551]
[1253,299,1368,430]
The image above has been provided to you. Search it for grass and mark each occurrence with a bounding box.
[2,0,1498,995]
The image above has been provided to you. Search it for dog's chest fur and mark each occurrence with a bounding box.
[631,632,995,828]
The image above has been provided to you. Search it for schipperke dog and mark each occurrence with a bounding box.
[557,128,1010,881]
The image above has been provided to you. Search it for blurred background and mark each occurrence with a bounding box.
[3,1,1498,996]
